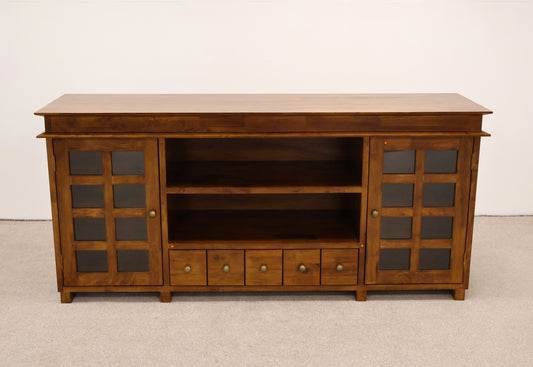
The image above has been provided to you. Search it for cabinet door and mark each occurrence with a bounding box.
[366,137,472,284]
[55,139,162,286]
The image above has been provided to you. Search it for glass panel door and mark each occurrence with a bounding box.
[55,139,162,286]
[365,137,472,284]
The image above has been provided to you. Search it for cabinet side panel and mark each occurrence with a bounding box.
[448,137,473,283]
[464,137,481,289]
[47,138,63,291]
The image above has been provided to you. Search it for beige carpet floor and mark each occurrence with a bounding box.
[1,217,532,366]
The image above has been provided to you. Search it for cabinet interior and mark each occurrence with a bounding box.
[165,137,363,245]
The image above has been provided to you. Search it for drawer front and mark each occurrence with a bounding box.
[321,249,358,285]
[283,249,320,285]
[169,250,206,286]
[207,250,244,286]
[245,250,282,286]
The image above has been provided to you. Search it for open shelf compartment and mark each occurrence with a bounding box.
[167,194,360,247]
[165,137,363,194]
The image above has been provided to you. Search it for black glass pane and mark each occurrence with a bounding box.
[117,250,149,272]
[381,217,412,239]
[112,151,144,175]
[382,183,414,207]
[113,185,146,208]
[425,150,457,173]
[383,150,415,174]
[71,185,105,208]
[73,218,106,241]
[419,248,451,270]
[423,183,455,207]
[115,218,147,241]
[76,250,108,272]
[421,217,453,239]
[69,151,102,175]
[379,248,411,270]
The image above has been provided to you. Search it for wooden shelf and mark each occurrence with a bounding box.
[168,210,359,244]
[166,161,361,194]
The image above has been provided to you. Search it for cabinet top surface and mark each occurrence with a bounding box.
[35,94,491,115]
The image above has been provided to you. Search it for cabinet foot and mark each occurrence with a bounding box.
[160,291,172,303]
[452,288,465,301]
[60,291,73,303]
[355,290,367,301]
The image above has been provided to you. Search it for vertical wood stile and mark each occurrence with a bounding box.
[463,137,481,289]
[358,137,370,284]
[54,140,77,286]
[159,138,170,286]
[47,138,64,291]
[365,138,384,284]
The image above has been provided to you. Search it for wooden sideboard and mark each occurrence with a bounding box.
[35,94,491,302]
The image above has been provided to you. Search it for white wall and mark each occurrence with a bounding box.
[1,0,532,219]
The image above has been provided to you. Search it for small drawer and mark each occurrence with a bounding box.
[246,250,282,286]
[207,250,244,286]
[169,250,206,286]
[321,249,358,285]
[283,249,320,286]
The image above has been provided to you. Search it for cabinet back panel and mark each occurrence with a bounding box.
[166,137,363,162]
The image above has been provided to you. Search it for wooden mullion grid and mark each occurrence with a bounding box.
[419,239,453,249]
[112,208,146,217]
[421,207,455,216]
[380,240,413,249]
[70,176,105,185]
[410,149,425,271]
[111,176,146,185]
[72,208,105,217]
[382,175,416,184]
[380,207,414,217]
[115,242,150,250]
[423,174,457,183]
[102,151,117,274]
[74,241,108,251]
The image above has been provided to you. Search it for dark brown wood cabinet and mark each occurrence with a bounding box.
[36,94,491,302]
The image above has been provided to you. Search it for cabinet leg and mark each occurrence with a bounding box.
[452,288,465,301]
[60,291,73,303]
[355,290,367,302]
[160,291,172,303]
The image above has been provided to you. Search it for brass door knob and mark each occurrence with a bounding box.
[148,210,157,218]
[298,264,307,273]
[336,264,344,272]
[260,265,268,272]
[184,265,191,273]
[222,265,230,273]
[371,209,379,218]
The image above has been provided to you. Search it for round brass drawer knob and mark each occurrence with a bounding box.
[184,265,191,273]
[260,264,268,272]
[222,265,230,273]
[336,264,344,272]
[371,209,379,218]
[148,210,157,218]
[298,264,307,273]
